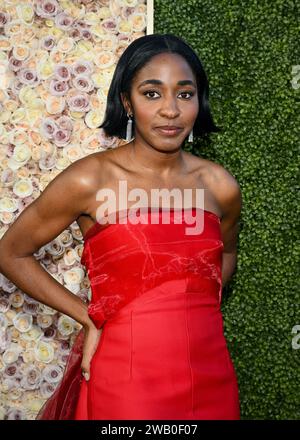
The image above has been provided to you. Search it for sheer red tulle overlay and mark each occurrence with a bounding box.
[36,207,240,420]
[36,328,85,420]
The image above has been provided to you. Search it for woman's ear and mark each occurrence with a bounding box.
[120,92,132,115]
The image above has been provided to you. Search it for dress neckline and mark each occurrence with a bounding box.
[81,206,221,243]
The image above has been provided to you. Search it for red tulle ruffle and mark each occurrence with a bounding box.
[35,328,84,420]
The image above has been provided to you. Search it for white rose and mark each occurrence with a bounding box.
[57,315,75,336]
[2,344,22,365]
[0,197,19,212]
[63,267,85,285]
[13,312,33,333]
[34,341,55,364]
[13,178,33,198]
[12,144,31,163]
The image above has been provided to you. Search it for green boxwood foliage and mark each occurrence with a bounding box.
[154,0,299,420]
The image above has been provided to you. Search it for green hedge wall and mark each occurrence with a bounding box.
[154,0,299,420]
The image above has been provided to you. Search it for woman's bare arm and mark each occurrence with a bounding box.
[219,182,242,287]
[0,155,99,329]
[207,162,242,288]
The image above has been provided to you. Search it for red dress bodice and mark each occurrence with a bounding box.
[36,207,240,420]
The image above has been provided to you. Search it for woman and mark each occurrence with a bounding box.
[0,34,242,419]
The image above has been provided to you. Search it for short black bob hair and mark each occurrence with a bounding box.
[99,33,222,140]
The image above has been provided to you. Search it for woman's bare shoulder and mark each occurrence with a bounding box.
[185,152,242,217]
[61,149,114,189]
[204,159,242,218]
[184,151,237,186]
[202,158,239,188]
[32,150,114,220]
[0,150,114,256]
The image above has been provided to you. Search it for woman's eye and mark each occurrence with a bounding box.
[143,90,194,99]
[180,91,194,99]
[143,90,160,99]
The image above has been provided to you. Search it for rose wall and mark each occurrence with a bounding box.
[0,0,150,420]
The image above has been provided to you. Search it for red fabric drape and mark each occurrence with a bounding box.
[35,328,84,420]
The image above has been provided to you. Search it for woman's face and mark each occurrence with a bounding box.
[122,52,199,151]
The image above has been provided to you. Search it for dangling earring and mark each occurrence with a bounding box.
[126,112,133,141]
[188,128,193,143]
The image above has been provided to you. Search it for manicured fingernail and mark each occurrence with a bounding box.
[83,372,90,381]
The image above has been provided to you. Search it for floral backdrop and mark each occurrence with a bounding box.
[0,0,149,420]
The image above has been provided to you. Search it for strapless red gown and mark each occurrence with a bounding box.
[36,207,240,420]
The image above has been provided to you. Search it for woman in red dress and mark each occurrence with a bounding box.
[0,34,241,420]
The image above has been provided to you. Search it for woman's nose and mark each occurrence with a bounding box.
[159,97,180,117]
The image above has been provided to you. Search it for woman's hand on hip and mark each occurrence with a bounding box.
[81,323,103,381]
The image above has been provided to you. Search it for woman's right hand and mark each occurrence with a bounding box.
[81,323,103,381]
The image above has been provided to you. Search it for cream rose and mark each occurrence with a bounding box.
[34,341,55,364]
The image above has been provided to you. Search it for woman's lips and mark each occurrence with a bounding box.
[154,127,183,136]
